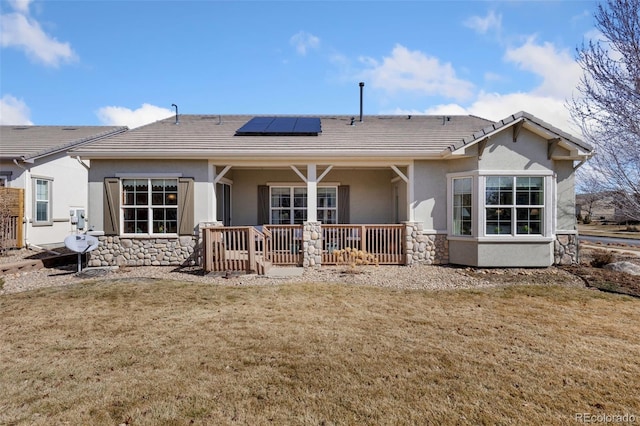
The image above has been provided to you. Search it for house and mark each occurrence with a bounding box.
[0,125,127,248]
[70,111,593,268]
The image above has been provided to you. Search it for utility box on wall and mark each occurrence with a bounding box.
[70,208,86,231]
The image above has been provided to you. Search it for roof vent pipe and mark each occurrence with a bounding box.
[359,82,364,122]
[171,103,179,125]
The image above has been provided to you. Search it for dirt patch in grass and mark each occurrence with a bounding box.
[2,281,639,425]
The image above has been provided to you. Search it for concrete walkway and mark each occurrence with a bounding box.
[266,266,305,278]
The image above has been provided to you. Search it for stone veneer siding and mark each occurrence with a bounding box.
[404,222,448,265]
[88,236,198,267]
[303,222,323,268]
[554,233,579,265]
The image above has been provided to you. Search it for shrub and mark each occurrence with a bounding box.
[625,225,639,232]
[590,249,616,268]
[582,214,592,224]
[332,247,379,272]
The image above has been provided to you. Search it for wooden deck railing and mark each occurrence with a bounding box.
[201,224,405,274]
[202,226,271,274]
[322,224,404,265]
[263,225,304,265]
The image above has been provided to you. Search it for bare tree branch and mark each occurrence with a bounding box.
[569,0,640,221]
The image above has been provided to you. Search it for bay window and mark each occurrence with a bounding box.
[485,176,544,236]
[449,173,549,238]
[452,177,472,236]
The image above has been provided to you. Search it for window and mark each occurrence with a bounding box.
[485,176,544,235]
[33,178,52,224]
[317,187,337,224]
[452,177,472,236]
[270,186,337,224]
[122,178,178,234]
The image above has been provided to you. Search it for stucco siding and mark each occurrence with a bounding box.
[324,168,393,224]
[2,153,90,246]
[477,242,554,267]
[413,161,448,230]
[88,159,210,233]
[556,161,577,231]
[478,130,554,172]
[448,240,478,265]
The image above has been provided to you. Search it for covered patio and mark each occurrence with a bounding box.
[201,162,443,274]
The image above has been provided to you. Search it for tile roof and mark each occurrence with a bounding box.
[0,125,128,161]
[69,112,591,161]
[70,114,495,159]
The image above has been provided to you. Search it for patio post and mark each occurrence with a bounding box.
[307,164,317,222]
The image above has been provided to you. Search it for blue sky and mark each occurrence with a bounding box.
[1,0,598,133]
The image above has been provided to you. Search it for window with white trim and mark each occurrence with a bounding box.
[452,177,472,236]
[270,186,338,224]
[122,178,178,234]
[485,176,544,235]
[33,178,52,224]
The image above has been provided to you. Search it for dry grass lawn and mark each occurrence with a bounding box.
[1,279,639,425]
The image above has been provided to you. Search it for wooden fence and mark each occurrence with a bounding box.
[0,188,24,250]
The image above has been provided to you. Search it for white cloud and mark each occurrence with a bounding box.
[504,37,582,98]
[0,1,77,68]
[387,36,584,136]
[464,11,502,34]
[360,44,475,101]
[392,91,580,137]
[290,31,320,55]
[96,103,173,129]
[0,94,33,125]
[8,0,33,14]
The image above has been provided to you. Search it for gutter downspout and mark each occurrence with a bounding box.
[74,156,90,171]
[12,158,30,248]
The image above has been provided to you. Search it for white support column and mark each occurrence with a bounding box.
[307,164,317,222]
[408,162,415,222]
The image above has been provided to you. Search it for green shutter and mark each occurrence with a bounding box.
[103,178,120,235]
[178,178,194,235]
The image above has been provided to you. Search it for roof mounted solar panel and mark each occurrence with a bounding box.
[236,117,321,136]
